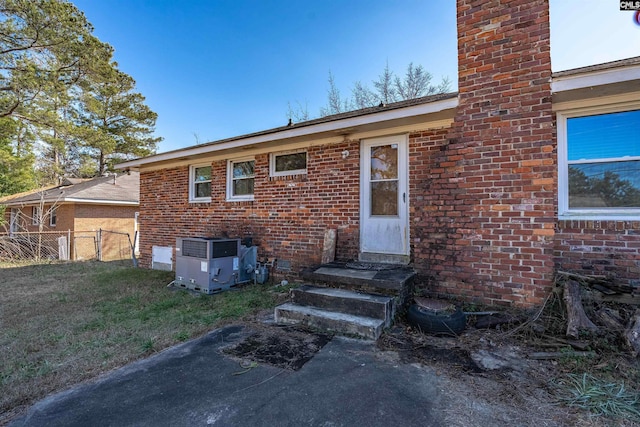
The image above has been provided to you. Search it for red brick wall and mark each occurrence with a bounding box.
[555,221,640,288]
[137,0,640,306]
[139,141,361,274]
[410,0,555,306]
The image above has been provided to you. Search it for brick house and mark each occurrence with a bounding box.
[1,172,140,260]
[118,0,640,307]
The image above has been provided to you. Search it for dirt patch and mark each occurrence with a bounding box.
[379,328,483,373]
[378,323,639,427]
[223,325,332,370]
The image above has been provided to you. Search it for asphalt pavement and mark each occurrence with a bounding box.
[10,325,444,426]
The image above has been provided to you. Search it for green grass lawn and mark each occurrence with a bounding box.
[0,260,287,422]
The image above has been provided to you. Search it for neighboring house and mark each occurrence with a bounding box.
[117,0,640,308]
[1,172,140,261]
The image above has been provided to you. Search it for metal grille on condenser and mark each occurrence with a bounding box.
[182,240,207,258]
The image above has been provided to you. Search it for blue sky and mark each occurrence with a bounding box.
[70,0,640,153]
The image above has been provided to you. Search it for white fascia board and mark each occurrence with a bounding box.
[116,97,459,170]
[4,198,138,207]
[63,198,139,206]
[552,65,640,93]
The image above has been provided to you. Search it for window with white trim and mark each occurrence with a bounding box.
[227,158,255,200]
[9,208,19,234]
[269,150,307,176]
[559,107,640,219]
[49,206,57,227]
[32,206,41,225]
[189,164,212,202]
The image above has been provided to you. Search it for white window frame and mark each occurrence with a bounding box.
[9,208,19,235]
[558,101,640,220]
[49,206,57,227]
[32,206,41,225]
[269,149,308,177]
[227,157,255,201]
[189,164,212,203]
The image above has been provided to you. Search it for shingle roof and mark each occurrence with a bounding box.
[552,56,640,78]
[0,185,58,204]
[0,172,139,206]
[154,92,459,157]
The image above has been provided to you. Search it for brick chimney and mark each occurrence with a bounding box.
[435,0,555,306]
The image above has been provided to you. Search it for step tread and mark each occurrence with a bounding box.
[275,303,384,328]
[297,285,393,304]
[301,265,416,294]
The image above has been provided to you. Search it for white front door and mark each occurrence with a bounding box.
[360,135,409,263]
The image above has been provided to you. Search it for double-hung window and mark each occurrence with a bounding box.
[9,208,19,234]
[189,164,211,202]
[227,158,255,200]
[49,207,57,227]
[558,107,640,219]
[32,206,41,225]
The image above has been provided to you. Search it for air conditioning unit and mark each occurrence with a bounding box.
[174,237,257,294]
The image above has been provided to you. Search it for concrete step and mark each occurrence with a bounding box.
[291,285,393,324]
[301,262,416,296]
[274,303,386,340]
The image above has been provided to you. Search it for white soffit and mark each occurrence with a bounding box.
[552,64,640,93]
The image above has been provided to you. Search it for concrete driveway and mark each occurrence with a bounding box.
[11,325,444,426]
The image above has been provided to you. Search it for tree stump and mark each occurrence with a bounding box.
[564,279,598,339]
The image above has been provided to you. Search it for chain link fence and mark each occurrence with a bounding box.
[0,229,137,263]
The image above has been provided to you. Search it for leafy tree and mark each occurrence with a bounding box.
[0,0,160,185]
[76,67,160,175]
[0,0,112,118]
[0,116,35,196]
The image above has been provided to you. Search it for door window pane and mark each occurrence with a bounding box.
[371,145,398,180]
[370,144,399,216]
[371,181,398,216]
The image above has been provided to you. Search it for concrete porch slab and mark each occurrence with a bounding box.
[302,262,416,295]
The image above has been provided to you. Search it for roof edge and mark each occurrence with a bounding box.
[117,93,458,170]
[552,56,640,78]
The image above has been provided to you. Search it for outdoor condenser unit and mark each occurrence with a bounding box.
[174,237,257,294]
